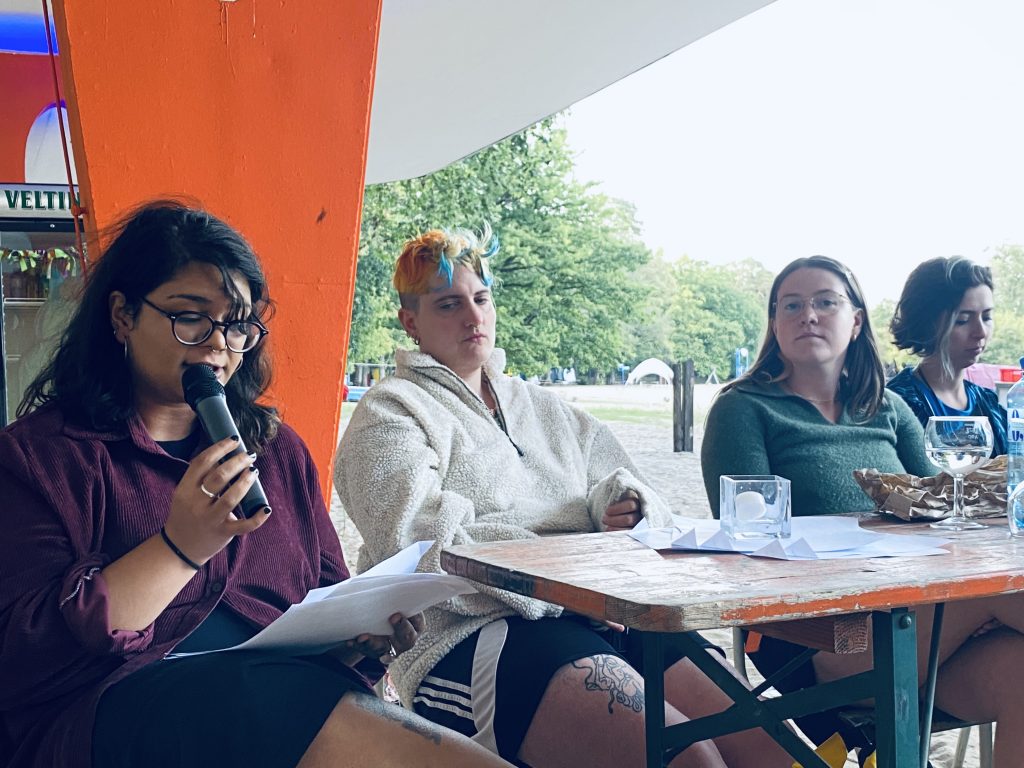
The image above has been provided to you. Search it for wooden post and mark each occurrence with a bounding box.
[672,359,694,453]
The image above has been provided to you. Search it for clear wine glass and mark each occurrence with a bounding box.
[924,416,993,531]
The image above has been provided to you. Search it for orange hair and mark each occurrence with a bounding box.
[393,224,497,308]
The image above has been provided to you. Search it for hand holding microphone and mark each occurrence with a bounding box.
[160,366,272,568]
[182,364,271,518]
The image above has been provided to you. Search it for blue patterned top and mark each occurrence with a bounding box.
[886,367,1007,456]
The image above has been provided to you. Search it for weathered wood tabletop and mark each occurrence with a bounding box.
[444,517,1024,767]
[441,517,1024,636]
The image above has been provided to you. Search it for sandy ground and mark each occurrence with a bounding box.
[330,383,985,767]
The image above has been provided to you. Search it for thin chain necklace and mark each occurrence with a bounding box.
[482,373,499,416]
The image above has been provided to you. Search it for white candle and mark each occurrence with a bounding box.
[734,491,767,521]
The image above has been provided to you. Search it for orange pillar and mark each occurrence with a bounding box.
[50,0,381,496]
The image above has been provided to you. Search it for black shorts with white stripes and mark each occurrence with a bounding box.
[412,615,721,763]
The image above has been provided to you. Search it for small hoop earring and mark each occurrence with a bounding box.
[114,328,129,361]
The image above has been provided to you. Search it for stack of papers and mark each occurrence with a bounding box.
[170,541,477,657]
[629,516,951,560]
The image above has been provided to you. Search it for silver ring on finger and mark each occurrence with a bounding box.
[199,483,219,500]
[380,642,398,665]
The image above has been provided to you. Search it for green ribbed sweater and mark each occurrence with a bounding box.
[701,380,936,517]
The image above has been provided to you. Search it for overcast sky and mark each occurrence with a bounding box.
[563,0,1024,305]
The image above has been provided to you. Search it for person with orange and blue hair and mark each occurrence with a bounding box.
[335,225,794,768]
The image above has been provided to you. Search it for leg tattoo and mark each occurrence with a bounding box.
[571,655,645,715]
[350,692,444,745]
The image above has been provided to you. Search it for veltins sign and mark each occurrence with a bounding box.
[0,184,79,219]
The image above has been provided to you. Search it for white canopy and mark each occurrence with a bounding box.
[3,1,775,184]
[626,358,673,384]
[4,1,776,184]
[366,0,775,183]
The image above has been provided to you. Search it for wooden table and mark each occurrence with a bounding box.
[442,517,1024,767]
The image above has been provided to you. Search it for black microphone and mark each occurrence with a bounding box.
[182,364,271,518]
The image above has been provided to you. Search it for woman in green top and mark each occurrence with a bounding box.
[702,256,1024,764]
[702,257,934,516]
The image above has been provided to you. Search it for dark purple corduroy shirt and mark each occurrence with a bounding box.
[0,405,352,768]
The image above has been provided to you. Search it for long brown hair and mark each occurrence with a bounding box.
[722,256,885,421]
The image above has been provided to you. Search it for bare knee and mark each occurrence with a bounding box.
[519,655,725,768]
[299,691,509,768]
[936,629,1024,724]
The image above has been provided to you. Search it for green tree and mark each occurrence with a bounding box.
[722,258,774,306]
[623,252,677,364]
[868,299,914,370]
[986,312,1024,366]
[991,245,1024,314]
[351,119,650,377]
[667,257,765,378]
[986,245,1024,366]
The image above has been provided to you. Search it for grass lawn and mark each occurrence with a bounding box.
[340,383,716,432]
[577,405,673,425]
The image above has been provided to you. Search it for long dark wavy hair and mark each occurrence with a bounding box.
[722,255,886,422]
[19,200,279,449]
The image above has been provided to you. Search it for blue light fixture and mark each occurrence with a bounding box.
[0,13,59,55]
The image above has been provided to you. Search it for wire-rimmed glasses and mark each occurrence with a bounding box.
[773,291,852,319]
[142,298,268,353]
[924,416,993,531]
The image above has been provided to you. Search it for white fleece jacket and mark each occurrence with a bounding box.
[334,348,672,707]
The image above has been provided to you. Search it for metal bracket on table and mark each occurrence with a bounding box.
[640,608,922,768]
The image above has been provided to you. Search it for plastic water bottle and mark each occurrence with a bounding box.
[1006,357,1024,496]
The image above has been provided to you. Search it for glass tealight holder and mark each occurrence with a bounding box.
[720,475,792,539]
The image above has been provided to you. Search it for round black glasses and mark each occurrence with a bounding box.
[142,297,269,353]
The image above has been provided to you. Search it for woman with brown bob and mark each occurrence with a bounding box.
[887,256,1006,456]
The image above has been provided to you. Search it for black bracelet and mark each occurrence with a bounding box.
[160,527,202,570]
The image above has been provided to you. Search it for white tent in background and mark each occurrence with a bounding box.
[626,358,673,385]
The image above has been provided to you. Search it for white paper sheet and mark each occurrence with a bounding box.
[629,515,951,560]
[300,540,435,606]
[168,540,476,657]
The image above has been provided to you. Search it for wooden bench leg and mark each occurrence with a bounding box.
[948,720,994,767]
[952,726,971,768]
[731,626,748,681]
[979,722,994,768]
